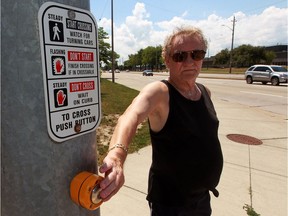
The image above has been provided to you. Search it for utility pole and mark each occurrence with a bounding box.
[229,16,236,74]
[111,0,115,82]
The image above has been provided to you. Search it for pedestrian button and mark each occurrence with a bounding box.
[70,171,104,210]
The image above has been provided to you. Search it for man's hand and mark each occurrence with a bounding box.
[99,153,125,202]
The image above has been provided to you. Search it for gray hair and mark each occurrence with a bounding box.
[162,26,208,62]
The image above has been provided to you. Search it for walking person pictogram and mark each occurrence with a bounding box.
[53,23,61,40]
[49,21,64,42]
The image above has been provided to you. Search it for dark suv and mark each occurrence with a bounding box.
[245,65,288,86]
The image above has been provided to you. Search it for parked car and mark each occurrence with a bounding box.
[142,70,153,76]
[245,64,288,86]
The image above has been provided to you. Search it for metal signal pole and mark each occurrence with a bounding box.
[111,0,115,82]
[1,1,100,215]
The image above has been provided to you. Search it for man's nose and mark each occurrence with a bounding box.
[184,53,195,64]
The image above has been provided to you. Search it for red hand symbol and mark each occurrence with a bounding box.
[55,60,63,73]
[57,90,66,106]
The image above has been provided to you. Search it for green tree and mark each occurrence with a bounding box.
[214,49,230,66]
[98,27,111,66]
[264,51,276,64]
[142,46,155,69]
[98,27,120,70]
[154,45,163,70]
[136,49,144,68]
[249,46,266,65]
[124,49,144,71]
[213,45,278,68]
[124,54,136,70]
[233,44,254,67]
[233,45,276,67]
[125,45,163,71]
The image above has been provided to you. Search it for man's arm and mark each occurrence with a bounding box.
[99,81,168,201]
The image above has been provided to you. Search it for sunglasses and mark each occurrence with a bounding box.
[171,50,206,62]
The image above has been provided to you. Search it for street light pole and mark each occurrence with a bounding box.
[229,16,236,74]
[222,16,236,74]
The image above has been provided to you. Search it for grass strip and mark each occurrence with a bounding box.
[97,78,150,163]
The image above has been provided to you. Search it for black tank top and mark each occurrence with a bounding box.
[146,80,223,205]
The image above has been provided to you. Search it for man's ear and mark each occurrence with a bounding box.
[165,57,171,68]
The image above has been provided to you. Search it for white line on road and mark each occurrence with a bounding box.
[240,91,287,98]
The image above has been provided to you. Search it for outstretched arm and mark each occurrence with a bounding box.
[99,81,167,201]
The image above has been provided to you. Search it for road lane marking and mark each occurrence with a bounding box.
[240,91,286,98]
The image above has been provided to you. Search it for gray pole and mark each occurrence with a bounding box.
[229,16,236,74]
[111,0,115,83]
[1,1,100,216]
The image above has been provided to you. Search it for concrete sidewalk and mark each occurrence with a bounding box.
[99,74,287,216]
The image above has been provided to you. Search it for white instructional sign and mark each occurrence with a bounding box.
[38,2,101,142]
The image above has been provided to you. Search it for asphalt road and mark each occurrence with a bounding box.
[102,72,287,116]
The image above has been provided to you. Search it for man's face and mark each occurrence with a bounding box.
[166,34,206,81]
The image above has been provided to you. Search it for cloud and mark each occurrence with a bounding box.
[132,2,150,19]
[98,4,287,61]
[234,6,287,46]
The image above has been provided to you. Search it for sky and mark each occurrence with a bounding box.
[90,0,287,63]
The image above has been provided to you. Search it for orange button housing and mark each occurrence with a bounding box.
[70,171,104,210]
